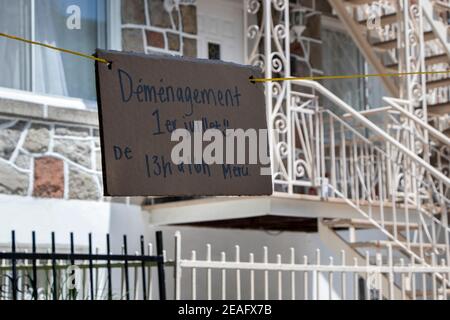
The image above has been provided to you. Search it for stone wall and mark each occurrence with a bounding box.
[0,102,102,201]
[121,0,198,57]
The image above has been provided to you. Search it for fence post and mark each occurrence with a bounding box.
[88,233,95,300]
[207,244,212,300]
[11,231,17,301]
[51,232,57,301]
[140,235,147,300]
[31,231,38,301]
[235,245,241,300]
[388,244,394,300]
[123,235,130,300]
[156,231,166,300]
[106,234,112,300]
[174,231,181,300]
[264,246,268,300]
[221,252,226,300]
[69,232,76,300]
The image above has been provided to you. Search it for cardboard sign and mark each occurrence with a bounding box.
[95,50,272,196]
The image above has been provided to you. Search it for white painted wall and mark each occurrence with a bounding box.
[196,0,245,64]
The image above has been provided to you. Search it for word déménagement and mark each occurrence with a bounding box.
[117,69,242,117]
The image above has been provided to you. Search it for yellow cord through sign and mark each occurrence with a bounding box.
[249,70,450,83]
[2,31,449,82]
[0,32,110,65]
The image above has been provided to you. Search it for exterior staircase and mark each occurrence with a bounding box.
[315,81,450,299]
[244,0,450,299]
[328,0,450,118]
[303,78,450,299]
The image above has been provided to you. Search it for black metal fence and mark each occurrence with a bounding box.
[0,231,166,300]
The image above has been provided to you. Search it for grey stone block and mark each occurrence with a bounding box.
[122,0,146,24]
[0,163,29,195]
[15,152,31,170]
[55,125,90,138]
[46,106,99,126]
[122,28,145,53]
[69,169,100,200]
[0,121,27,160]
[0,99,44,119]
[95,150,102,171]
[180,5,197,34]
[183,37,197,58]
[23,124,50,153]
[149,0,172,28]
[54,139,92,168]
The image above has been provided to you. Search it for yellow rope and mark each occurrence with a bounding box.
[0,32,110,65]
[2,31,449,82]
[250,70,450,83]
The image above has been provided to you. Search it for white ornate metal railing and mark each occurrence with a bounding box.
[173,232,450,300]
[292,80,450,269]
[243,1,450,299]
[383,96,450,198]
[244,0,450,260]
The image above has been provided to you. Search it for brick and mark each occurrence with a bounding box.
[33,157,64,198]
[122,0,146,24]
[180,5,197,34]
[146,30,165,48]
[183,37,197,58]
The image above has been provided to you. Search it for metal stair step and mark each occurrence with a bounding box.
[358,13,398,28]
[351,240,447,250]
[428,101,450,115]
[366,255,408,265]
[433,0,450,13]
[444,128,450,137]
[385,54,449,72]
[345,0,379,5]
[426,77,450,89]
[323,218,420,231]
[373,31,436,50]
[323,135,386,148]
[342,106,392,118]
[406,288,450,298]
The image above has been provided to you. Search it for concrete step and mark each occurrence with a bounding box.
[323,218,420,231]
[351,240,447,251]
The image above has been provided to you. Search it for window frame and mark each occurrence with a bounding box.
[0,0,121,110]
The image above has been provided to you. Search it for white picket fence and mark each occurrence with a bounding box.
[172,232,450,300]
[3,231,450,300]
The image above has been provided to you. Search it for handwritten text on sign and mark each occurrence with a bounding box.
[95,50,272,196]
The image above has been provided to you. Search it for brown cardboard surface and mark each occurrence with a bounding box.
[95,50,272,196]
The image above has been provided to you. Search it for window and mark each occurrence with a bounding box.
[321,28,365,111]
[208,42,221,60]
[321,27,387,111]
[0,0,107,101]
